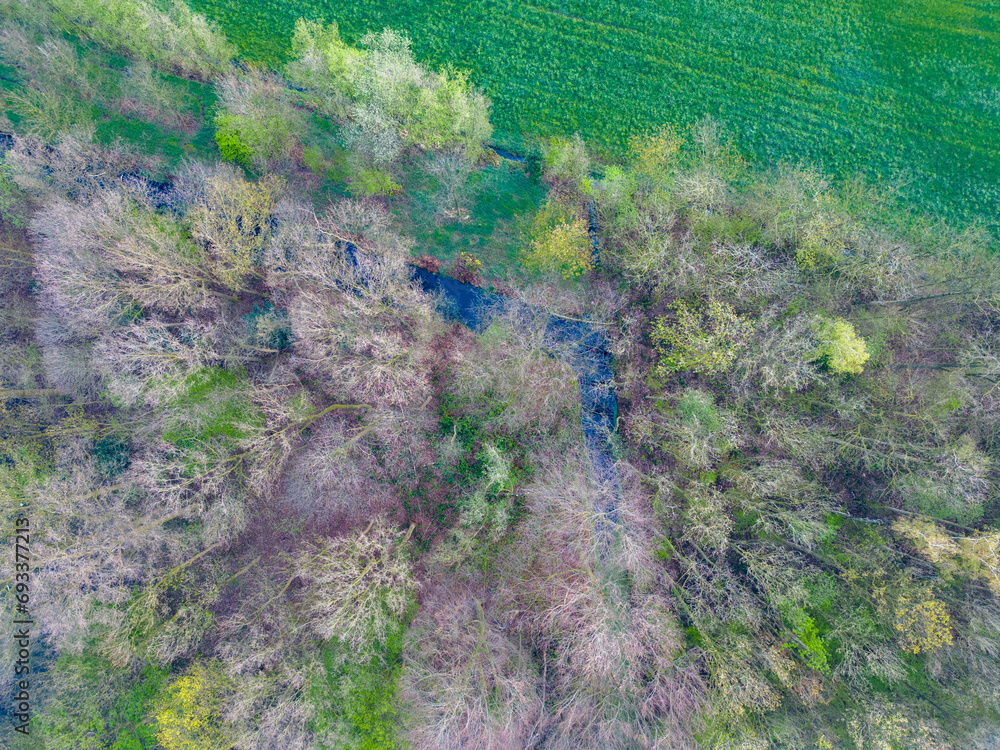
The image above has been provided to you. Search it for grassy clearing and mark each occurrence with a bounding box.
[188,0,1000,233]
[391,155,546,280]
[1,30,218,179]
[286,121,545,280]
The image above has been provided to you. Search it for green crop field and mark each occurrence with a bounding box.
[189,0,1000,232]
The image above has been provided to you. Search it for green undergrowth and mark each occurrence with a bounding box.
[310,625,407,750]
[414,391,533,508]
[162,367,263,464]
[92,431,132,478]
[35,647,166,749]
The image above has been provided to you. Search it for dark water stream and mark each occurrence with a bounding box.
[408,240,622,533]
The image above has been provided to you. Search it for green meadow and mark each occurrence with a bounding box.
[188,0,1000,233]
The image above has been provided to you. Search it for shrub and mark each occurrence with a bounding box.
[302,146,342,180]
[652,297,754,376]
[213,115,255,170]
[449,252,483,285]
[115,61,197,132]
[411,254,441,274]
[676,389,724,433]
[34,647,169,750]
[241,302,292,352]
[541,132,590,194]
[593,164,641,245]
[426,149,475,220]
[794,209,851,269]
[433,442,522,567]
[93,433,131,478]
[213,72,306,172]
[673,118,746,211]
[642,389,739,470]
[783,608,831,673]
[810,318,870,375]
[690,211,763,250]
[160,367,264,457]
[349,166,402,199]
[894,473,985,525]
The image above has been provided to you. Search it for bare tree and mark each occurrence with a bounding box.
[181,165,284,291]
[266,198,441,406]
[494,448,701,749]
[5,129,156,204]
[401,572,543,750]
[427,149,476,221]
[2,439,209,662]
[277,413,394,526]
[293,516,418,659]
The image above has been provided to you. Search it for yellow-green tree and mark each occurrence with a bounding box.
[541,132,591,195]
[287,22,492,163]
[652,297,754,375]
[186,171,284,290]
[811,318,870,375]
[893,518,1000,595]
[628,125,684,186]
[894,593,953,655]
[794,208,851,269]
[749,166,854,269]
[522,220,591,280]
[155,661,234,750]
[521,200,592,280]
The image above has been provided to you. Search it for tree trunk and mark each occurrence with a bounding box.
[0,388,69,399]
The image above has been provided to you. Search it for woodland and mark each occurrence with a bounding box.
[1,1,1000,749]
